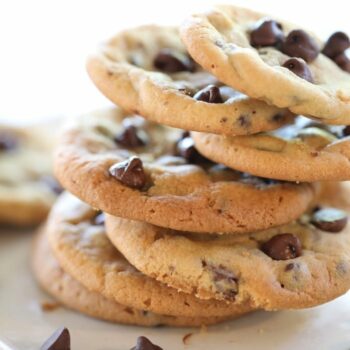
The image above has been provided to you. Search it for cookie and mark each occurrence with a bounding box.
[47,192,255,318]
[87,25,293,136]
[105,202,350,310]
[0,122,62,226]
[192,116,350,181]
[32,228,232,327]
[181,5,350,123]
[54,107,316,233]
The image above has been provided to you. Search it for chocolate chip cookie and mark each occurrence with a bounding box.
[32,227,232,327]
[192,116,350,181]
[0,122,62,226]
[54,107,316,233]
[105,203,350,310]
[181,5,350,123]
[47,192,255,318]
[87,25,293,136]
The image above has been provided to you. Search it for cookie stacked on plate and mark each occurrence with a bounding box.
[33,5,350,328]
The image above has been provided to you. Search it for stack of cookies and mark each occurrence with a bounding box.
[33,5,350,329]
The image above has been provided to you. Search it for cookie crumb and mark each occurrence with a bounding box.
[182,332,193,345]
[41,301,61,312]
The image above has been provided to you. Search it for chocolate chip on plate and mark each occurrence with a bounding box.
[40,327,70,350]
[176,136,209,164]
[311,207,348,233]
[282,58,314,82]
[342,125,350,137]
[250,19,284,47]
[322,31,350,58]
[333,52,350,73]
[109,156,146,189]
[153,48,195,73]
[114,125,148,148]
[261,233,302,260]
[130,336,163,350]
[281,29,319,62]
[193,85,223,103]
[0,131,18,151]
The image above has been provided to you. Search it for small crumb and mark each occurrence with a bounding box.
[41,301,61,312]
[182,332,193,345]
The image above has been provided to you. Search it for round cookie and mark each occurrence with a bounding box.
[192,116,350,181]
[181,5,350,123]
[105,203,350,310]
[47,192,255,318]
[0,122,62,226]
[32,228,231,327]
[87,25,293,136]
[54,107,316,234]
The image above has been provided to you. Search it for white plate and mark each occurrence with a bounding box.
[1,230,350,350]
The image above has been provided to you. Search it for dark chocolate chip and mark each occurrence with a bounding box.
[282,58,314,82]
[93,212,105,226]
[175,137,209,164]
[250,19,284,47]
[322,32,350,58]
[41,175,63,195]
[333,52,350,73]
[153,48,195,73]
[40,327,70,350]
[114,125,148,148]
[343,125,350,137]
[281,30,319,62]
[261,234,302,260]
[130,336,163,350]
[109,156,146,189]
[285,262,295,271]
[193,85,223,103]
[0,131,18,151]
[311,207,348,233]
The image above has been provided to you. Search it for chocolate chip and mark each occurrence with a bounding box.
[93,211,105,225]
[41,175,63,195]
[343,125,350,137]
[175,137,209,164]
[261,234,302,260]
[281,30,319,62]
[333,52,350,73]
[40,327,70,350]
[285,262,295,271]
[322,32,350,58]
[0,131,18,151]
[130,336,163,350]
[250,19,284,47]
[153,48,195,73]
[109,156,146,189]
[282,58,314,82]
[311,207,348,233]
[114,125,148,148]
[193,85,223,103]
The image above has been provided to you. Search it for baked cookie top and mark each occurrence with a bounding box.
[47,192,254,318]
[87,25,293,136]
[54,107,316,233]
[105,201,350,310]
[192,116,350,182]
[32,228,231,327]
[181,5,350,123]
[0,122,62,226]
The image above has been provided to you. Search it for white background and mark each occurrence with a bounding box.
[0,0,349,123]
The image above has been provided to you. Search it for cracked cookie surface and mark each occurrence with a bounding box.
[87,25,293,136]
[54,107,316,233]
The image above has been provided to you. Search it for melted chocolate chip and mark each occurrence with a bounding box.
[261,234,302,260]
[193,85,223,103]
[0,131,18,151]
[175,137,209,164]
[282,58,314,82]
[93,212,105,225]
[109,156,146,189]
[114,125,148,148]
[322,32,350,58]
[250,19,284,47]
[281,30,319,62]
[153,48,195,73]
[40,327,70,350]
[131,336,163,350]
[311,207,348,233]
[333,52,350,73]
